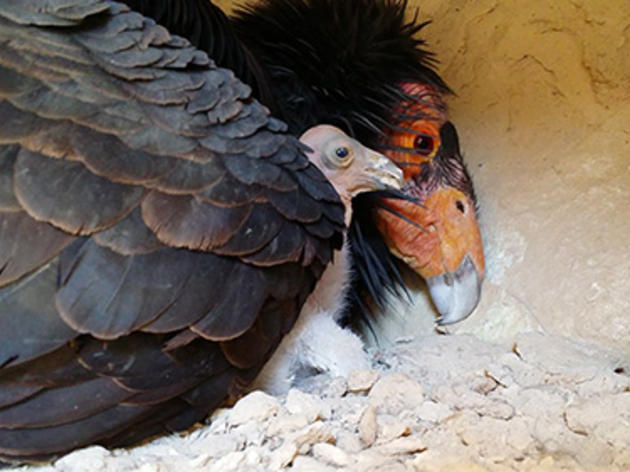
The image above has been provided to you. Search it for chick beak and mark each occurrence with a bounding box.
[357,150,404,195]
[376,187,485,325]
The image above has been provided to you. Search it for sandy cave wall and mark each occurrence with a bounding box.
[223,0,630,353]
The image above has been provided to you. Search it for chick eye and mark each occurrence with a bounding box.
[414,134,435,156]
[335,147,350,159]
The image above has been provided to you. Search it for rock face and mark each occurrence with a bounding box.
[26,334,630,471]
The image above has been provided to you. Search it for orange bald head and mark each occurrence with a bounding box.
[373,82,485,324]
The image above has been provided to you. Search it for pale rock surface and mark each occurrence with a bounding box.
[346,370,380,393]
[312,443,351,468]
[358,405,378,448]
[367,373,425,415]
[228,391,281,426]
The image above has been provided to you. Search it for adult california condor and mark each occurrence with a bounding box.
[120,0,484,324]
[0,0,406,461]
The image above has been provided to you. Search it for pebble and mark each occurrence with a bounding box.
[415,400,453,423]
[286,389,328,422]
[52,446,110,471]
[312,442,351,467]
[355,450,407,471]
[476,399,515,420]
[564,393,630,446]
[269,439,298,470]
[210,450,248,472]
[368,373,425,415]
[358,405,378,447]
[504,417,535,452]
[292,421,335,451]
[268,421,335,470]
[347,370,380,393]
[195,433,240,459]
[266,412,309,437]
[469,373,501,395]
[376,436,426,455]
[188,453,211,468]
[335,430,363,453]
[376,414,411,443]
[229,391,281,426]
[291,455,338,472]
[324,377,348,398]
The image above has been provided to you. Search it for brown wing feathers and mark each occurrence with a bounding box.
[0,0,344,460]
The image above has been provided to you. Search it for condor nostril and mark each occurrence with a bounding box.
[456,200,465,213]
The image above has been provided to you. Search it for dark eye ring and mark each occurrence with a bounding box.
[335,147,350,158]
[414,134,435,156]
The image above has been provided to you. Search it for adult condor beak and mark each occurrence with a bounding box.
[427,254,481,325]
[376,186,485,325]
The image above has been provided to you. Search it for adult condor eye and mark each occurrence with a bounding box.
[335,147,350,159]
[456,200,466,214]
[414,134,435,156]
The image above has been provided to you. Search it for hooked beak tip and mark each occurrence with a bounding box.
[427,254,483,325]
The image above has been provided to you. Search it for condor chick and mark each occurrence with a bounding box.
[255,126,402,394]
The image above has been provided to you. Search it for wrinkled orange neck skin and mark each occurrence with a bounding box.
[376,188,485,280]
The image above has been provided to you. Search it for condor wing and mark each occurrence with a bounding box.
[0,0,343,460]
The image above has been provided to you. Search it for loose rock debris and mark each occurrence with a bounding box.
[19,333,630,471]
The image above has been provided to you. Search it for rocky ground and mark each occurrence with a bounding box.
[20,332,630,472]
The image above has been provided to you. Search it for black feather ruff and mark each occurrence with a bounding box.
[232,0,451,144]
[348,189,422,306]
